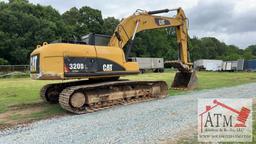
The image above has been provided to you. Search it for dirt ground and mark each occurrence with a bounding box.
[0,103,67,130]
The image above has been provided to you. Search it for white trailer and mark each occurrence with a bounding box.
[194,59,223,71]
[130,57,164,73]
[223,61,232,71]
[222,61,237,71]
[222,61,226,71]
[237,59,244,71]
[231,61,238,71]
[226,62,232,70]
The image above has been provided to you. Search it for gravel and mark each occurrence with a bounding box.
[0,83,256,144]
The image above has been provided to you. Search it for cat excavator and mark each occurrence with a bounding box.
[30,8,197,114]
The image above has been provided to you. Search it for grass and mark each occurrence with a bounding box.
[254,109,256,143]
[0,71,255,129]
[0,71,29,79]
[126,70,256,95]
[0,78,61,113]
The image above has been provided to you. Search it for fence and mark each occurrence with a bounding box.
[0,65,29,73]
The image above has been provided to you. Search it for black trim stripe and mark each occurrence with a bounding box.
[64,57,126,73]
[64,71,139,77]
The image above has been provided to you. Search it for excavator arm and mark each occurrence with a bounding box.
[109,8,197,89]
[109,8,190,69]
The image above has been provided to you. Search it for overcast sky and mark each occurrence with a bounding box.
[3,0,256,48]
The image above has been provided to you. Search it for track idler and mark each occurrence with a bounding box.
[171,70,197,90]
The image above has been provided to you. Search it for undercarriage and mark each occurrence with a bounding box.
[40,79,168,114]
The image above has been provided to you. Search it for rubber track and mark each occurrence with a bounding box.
[59,80,168,114]
[40,84,52,102]
[40,79,108,103]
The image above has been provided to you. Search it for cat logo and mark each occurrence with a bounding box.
[103,64,113,71]
[155,18,170,26]
[158,19,165,25]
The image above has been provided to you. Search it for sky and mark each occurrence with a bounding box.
[3,0,256,49]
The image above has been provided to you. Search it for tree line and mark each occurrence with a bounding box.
[0,0,255,65]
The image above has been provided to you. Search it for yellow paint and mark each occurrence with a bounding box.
[109,8,190,65]
[30,8,191,80]
[31,43,139,79]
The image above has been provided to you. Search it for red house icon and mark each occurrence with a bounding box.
[199,99,251,133]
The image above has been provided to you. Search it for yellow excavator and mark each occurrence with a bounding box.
[30,8,197,114]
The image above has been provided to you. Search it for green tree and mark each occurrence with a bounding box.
[0,0,68,64]
[102,17,119,35]
[246,45,256,56]
[243,45,256,60]
[62,7,80,39]
[79,6,103,34]
[0,0,255,65]
[0,58,8,65]
[9,0,28,4]
[131,28,177,60]
[62,6,104,39]
[243,50,254,60]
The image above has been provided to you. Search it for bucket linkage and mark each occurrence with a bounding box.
[165,60,198,90]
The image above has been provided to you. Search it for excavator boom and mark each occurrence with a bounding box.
[108,7,197,89]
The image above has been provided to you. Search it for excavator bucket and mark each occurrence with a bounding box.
[171,71,198,90]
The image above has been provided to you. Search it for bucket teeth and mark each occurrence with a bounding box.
[165,61,198,90]
[171,70,198,90]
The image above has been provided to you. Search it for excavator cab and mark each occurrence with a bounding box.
[81,33,111,46]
